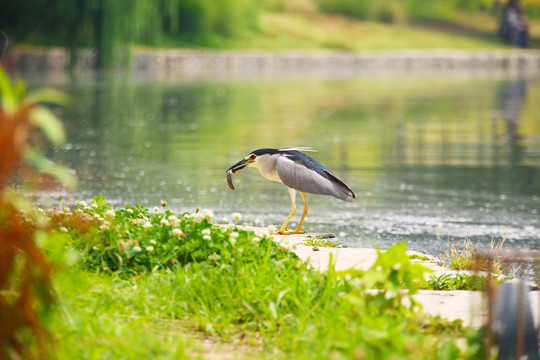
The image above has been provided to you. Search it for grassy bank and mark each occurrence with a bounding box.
[32,196,486,359]
[20,11,540,52]
[163,12,516,50]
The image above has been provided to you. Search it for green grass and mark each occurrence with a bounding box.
[303,236,343,247]
[425,273,491,291]
[39,196,486,358]
[409,254,433,261]
[50,271,196,359]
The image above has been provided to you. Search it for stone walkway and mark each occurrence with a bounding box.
[234,226,539,328]
[9,48,540,74]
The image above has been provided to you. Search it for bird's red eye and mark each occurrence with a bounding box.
[250,154,256,160]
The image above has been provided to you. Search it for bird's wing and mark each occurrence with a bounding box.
[276,152,355,202]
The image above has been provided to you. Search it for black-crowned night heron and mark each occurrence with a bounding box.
[226,148,356,235]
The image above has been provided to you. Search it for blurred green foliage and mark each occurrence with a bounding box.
[2,0,261,68]
[3,0,539,68]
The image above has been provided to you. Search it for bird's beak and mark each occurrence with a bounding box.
[227,157,254,190]
[227,158,250,173]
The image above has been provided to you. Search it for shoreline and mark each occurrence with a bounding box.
[5,47,540,75]
[234,225,538,328]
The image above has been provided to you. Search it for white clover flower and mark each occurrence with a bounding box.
[202,209,214,222]
[267,225,277,235]
[93,214,101,220]
[202,228,211,236]
[191,213,204,223]
[154,207,159,212]
[105,209,115,218]
[252,237,260,242]
[183,214,191,219]
[232,213,242,222]
[92,203,98,209]
[150,239,157,244]
[143,221,153,231]
[77,200,88,207]
[160,218,170,227]
[168,215,180,227]
[63,207,71,213]
[99,222,110,231]
[92,246,98,251]
[203,234,212,241]
[172,228,185,238]
[59,226,69,233]
[222,217,229,224]
[127,209,133,214]
[227,224,235,230]
[146,246,154,252]
[133,246,142,252]
[230,232,239,239]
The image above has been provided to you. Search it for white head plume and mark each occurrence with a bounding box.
[279,147,317,152]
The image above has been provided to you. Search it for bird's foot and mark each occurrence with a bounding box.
[276,229,305,235]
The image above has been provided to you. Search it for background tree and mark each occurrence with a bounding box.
[1,0,260,68]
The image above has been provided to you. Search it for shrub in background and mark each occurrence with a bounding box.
[316,0,373,20]
[369,0,407,25]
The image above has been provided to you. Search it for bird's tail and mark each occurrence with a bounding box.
[324,170,356,202]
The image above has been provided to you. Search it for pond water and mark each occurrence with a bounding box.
[29,69,540,258]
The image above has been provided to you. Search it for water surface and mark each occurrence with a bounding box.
[29,70,540,257]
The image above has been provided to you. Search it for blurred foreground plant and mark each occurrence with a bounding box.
[0,68,73,359]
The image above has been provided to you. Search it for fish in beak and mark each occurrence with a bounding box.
[226,157,253,190]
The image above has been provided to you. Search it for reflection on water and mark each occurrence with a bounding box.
[30,71,540,257]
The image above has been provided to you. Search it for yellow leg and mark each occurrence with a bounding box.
[277,188,296,235]
[291,192,308,234]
